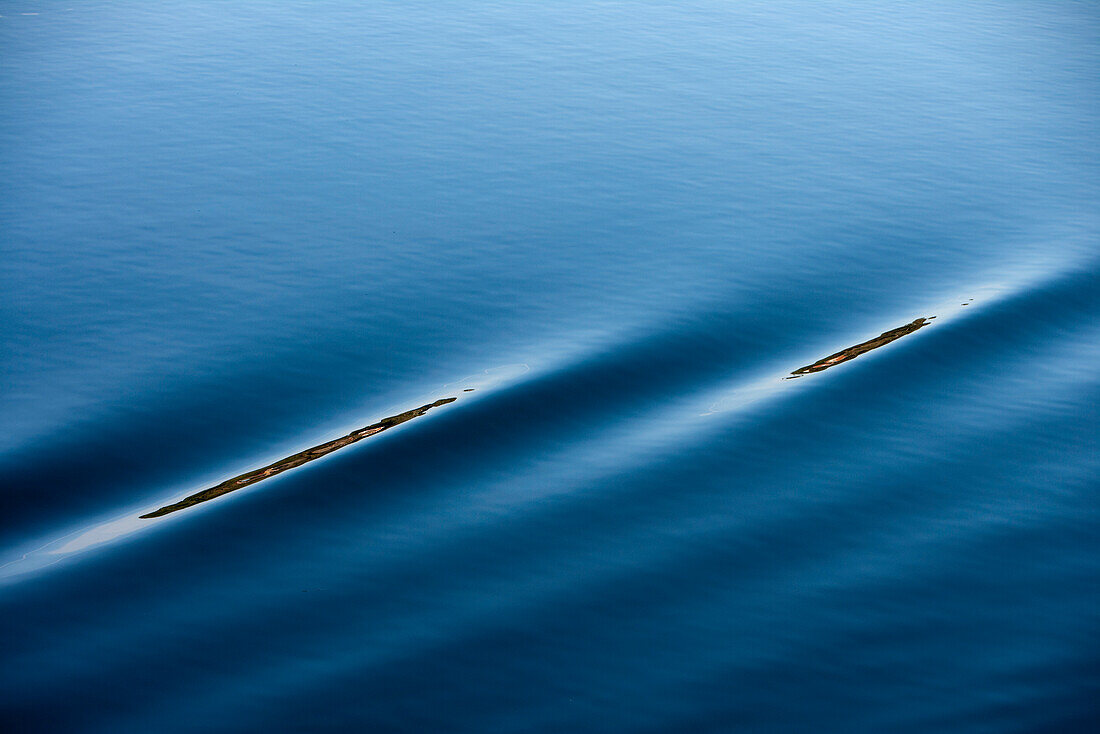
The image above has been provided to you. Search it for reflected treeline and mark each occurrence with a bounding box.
[788,317,932,377]
[140,398,458,518]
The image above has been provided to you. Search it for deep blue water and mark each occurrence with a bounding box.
[2,2,1099,732]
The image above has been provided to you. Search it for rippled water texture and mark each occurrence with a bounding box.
[2,2,1099,732]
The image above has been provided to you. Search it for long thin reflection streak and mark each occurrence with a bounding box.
[787,317,933,378]
[140,398,457,518]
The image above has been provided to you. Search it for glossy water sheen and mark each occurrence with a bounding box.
[2,2,1099,732]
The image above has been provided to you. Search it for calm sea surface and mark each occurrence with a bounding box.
[2,2,1098,732]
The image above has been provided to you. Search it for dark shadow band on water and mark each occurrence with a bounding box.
[787,317,933,378]
[139,398,458,519]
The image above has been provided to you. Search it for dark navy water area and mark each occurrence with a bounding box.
[2,2,1099,731]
